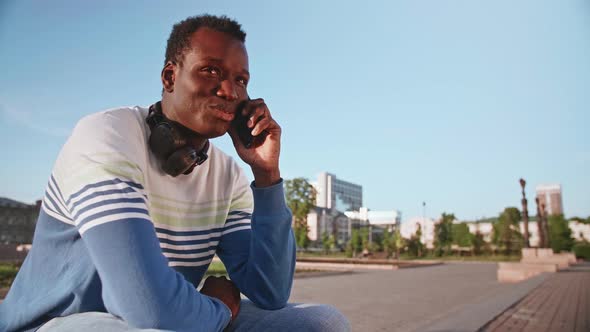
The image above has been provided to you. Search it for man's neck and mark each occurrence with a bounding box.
[159,98,208,151]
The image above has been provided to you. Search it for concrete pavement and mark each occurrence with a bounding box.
[289,262,547,332]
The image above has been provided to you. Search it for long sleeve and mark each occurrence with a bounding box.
[52,110,231,331]
[216,175,296,309]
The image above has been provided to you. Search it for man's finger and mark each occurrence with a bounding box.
[251,117,272,136]
[243,99,267,117]
[248,106,268,128]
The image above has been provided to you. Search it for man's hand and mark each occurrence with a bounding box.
[229,98,281,187]
[200,276,241,323]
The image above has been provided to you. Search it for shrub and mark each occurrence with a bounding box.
[573,242,590,260]
[0,264,20,288]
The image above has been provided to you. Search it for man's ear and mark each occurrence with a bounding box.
[161,61,176,93]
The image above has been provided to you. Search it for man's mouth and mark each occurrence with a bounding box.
[210,104,235,121]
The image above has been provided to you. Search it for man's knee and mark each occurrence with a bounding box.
[292,303,351,332]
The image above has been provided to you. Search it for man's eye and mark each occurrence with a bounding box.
[237,77,248,86]
[203,67,220,76]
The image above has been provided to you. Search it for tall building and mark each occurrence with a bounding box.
[536,184,563,216]
[313,172,363,212]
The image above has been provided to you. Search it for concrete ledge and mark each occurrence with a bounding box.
[537,248,554,258]
[296,261,397,271]
[296,257,399,265]
[498,262,558,283]
[555,252,577,264]
[521,248,537,259]
[498,262,558,272]
[294,270,355,279]
[521,257,570,269]
[295,257,443,271]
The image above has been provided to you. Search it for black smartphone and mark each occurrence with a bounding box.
[233,99,254,148]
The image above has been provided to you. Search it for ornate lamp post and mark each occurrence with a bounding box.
[519,178,530,248]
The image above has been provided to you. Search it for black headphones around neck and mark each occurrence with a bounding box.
[146,101,209,177]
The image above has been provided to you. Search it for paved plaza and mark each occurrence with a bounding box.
[3,261,586,331]
[483,262,590,331]
[290,262,548,332]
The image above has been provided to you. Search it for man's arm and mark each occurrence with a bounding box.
[217,99,296,309]
[216,178,295,309]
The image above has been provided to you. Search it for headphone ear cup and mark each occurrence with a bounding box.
[163,146,198,177]
[149,122,175,159]
[149,122,188,160]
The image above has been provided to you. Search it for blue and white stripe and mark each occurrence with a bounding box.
[155,211,252,267]
[56,177,149,234]
[42,175,75,225]
[44,173,253,266]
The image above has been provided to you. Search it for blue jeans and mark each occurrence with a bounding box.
[38,301,351,332]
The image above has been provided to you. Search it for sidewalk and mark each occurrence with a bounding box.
[290,262,548,331]
[481,262,590,331]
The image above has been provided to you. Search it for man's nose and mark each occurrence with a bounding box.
[216,79,238,101]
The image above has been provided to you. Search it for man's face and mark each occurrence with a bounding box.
[162,28,250,138]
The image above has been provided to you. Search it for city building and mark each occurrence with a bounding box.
[464,221,494,243]
[313,172,363,212]
[0,197,40,244]
[461,218,589,248]
[345,208,401,241]
[536,184,563,216]
[400,217,436,249]
[465,220,543,246]
[570,220,590,242]
[307,207,353,246]
[305,172,404,247]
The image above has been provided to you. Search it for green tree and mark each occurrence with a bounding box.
[569,216,590,225]
[360,227,370,251]
[321,232,335,254]
[394,228,404,259]
[372,233,384,252]
[471,230,486,255]
[285,178,316,249]
[381,228,396,258]
[406,224,424,257]
[434,213,454,256]
[548,214,574,252]
[295,226,310,249]
[452,223,472,247]
[493,207,523,255]
[346,229,364,257]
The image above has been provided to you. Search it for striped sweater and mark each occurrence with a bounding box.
[0,106,295,332]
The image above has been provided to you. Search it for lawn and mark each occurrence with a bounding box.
[405,254,521,262]
[296,251,522,262]
[204,261,228,276]
[0,263,20,288]
[297,251,348,259]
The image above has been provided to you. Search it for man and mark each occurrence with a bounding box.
[0,14,350,332]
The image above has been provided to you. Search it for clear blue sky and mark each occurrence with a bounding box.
[1,0,588,221]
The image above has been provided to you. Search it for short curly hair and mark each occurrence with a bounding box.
[164,14,246,66]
